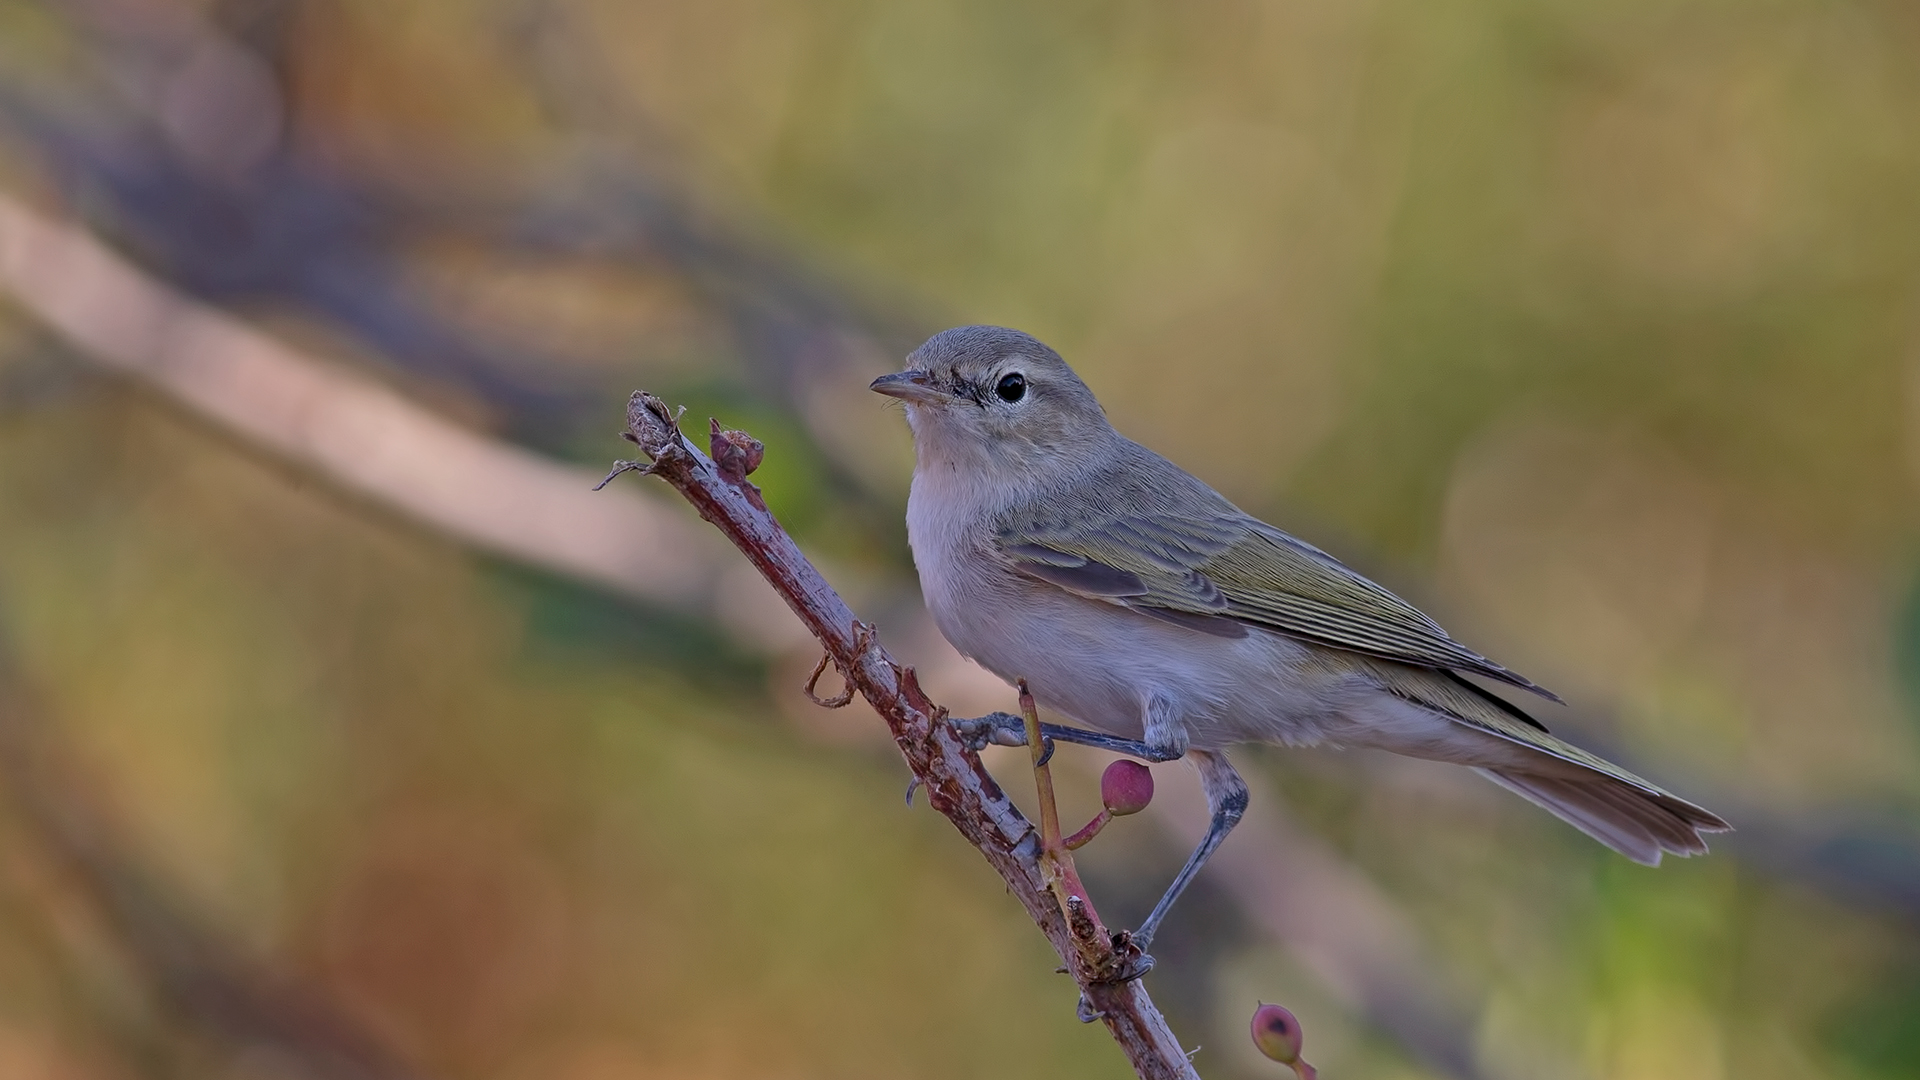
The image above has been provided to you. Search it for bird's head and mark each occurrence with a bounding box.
[870,326,1116,478]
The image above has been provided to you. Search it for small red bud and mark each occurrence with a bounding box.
[1100,760,1154,816]
[1250,1003,1303,1064]
[728,431,764,474]
[708,420,765,479]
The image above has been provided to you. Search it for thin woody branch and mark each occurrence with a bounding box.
[613,391,1200,1080]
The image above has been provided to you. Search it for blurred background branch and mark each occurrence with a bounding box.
[0,639,423,1079]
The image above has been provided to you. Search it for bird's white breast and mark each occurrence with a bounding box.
[904,457,1004,651]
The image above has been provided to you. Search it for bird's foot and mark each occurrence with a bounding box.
[1107,930,1156,983]
[948,711,1025,750]
[951,711,1056,765]
[1075,939,1154,1021]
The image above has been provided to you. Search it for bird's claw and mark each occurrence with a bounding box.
[1105,931,1156,984]
[949,711,1029,752]
[1115,951,1155,983]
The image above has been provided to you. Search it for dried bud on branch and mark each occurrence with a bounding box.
[709,419,765,480]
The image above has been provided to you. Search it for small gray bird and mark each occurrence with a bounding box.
[872,325,1729,952]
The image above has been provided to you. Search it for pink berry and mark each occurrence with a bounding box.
[1100,760,1154,816]
[1250,1003,1303,1064]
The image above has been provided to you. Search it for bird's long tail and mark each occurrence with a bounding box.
[1355,660,1731,863]
[1474,767,1729,866]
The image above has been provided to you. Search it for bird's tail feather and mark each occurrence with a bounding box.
[1475,767,1730,866]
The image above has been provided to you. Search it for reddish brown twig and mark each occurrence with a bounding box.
[613,392,1194,1080]
[1015,680,1110,938]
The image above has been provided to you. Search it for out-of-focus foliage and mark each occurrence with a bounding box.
[0,1,1917,1078]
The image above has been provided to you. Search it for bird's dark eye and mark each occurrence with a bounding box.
[995,372,1027,403]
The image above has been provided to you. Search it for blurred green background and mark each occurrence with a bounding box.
[0,1,1916,1078]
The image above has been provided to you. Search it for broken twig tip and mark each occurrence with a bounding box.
[624,391,688,459]
[593,459,652,490]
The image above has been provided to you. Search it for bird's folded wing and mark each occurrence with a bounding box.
[995,503,1560,702]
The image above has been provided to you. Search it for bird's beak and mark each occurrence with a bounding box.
[869,370,948,406]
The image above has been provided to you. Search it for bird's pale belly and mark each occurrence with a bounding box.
[926,566,1355,752]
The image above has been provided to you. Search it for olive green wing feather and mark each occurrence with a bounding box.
[994,450,1559,701]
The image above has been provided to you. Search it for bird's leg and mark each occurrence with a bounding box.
[949,702,1223,980]
[1128,750,1248,953]
[948,712,1186,763]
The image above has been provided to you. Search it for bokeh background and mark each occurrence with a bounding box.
[0,1,1916,1078]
